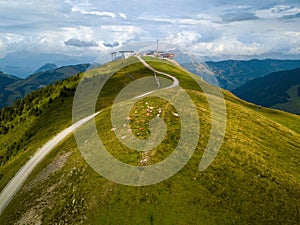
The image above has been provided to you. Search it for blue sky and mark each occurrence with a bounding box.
[0,0,300,61]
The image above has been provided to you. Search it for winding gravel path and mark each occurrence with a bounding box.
[0,112,100,215]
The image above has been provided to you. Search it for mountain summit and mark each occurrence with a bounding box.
[34,63,58,74]
[0,57,299,224]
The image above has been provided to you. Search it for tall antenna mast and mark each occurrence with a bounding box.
[156,39,159,56]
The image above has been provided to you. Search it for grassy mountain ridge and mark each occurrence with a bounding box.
[0,64,90,109]
[233,67,300,115]
[0,72,21,108]
[34,63,58,74]
[0,72,20,88]
[0,57,299,224]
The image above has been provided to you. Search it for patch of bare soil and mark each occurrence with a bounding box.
[16,152,72,224]
[24,152,72,191]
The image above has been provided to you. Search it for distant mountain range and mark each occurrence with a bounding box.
[0,64,90,108]
[233,67,300,115]
[2,57,300,114]
[0,51,94,78]
[183,59,300,90]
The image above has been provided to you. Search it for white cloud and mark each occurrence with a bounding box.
[119,13,127,19]
[255,5,300,19]
[72,7,115,18]
[288,47,300,54]
[86,10,115,18]
[0,39,5,58]
[65,38,98,47]
[0,33,26,58]
[188,36,264,59]
[138,16,221,25]
[174,28,300,60]
[60,26,95,42]
[99,25,144,46]
[0,27,100,57]
[274,32,300,55]
[166,31,202,46]
[66,0,116,18]
[0,23,145,59]
[159,17,300,60]
[2,33,24,44]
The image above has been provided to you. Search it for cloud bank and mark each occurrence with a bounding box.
[0,0,299,61]
[65,38,98,47]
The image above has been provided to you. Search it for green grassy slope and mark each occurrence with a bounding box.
[272,85,300,115]
[0,57,299,224]
[0,73,81,191]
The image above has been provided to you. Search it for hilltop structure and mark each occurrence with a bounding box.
[145,51,175,59]
[111,51,135,61]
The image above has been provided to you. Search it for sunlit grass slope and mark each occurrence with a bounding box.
[0,57,299,225]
